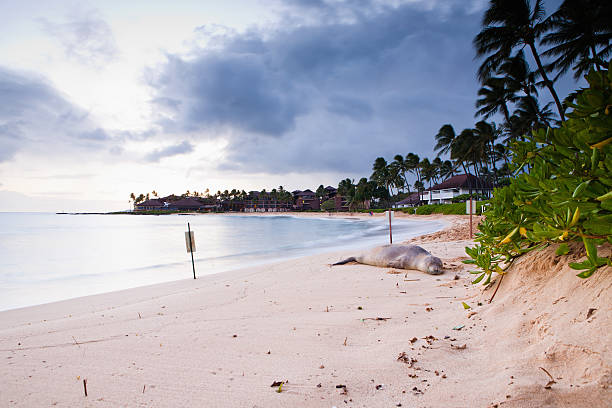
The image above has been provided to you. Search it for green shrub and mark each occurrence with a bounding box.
[464,64,612,284]
[321,199,336,212]
[415,201,487,215]
[451,193,488,203]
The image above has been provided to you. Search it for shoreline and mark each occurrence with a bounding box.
[0,212,452,313]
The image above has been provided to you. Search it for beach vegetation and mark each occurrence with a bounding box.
[414,201,488,216]
[464,63,612,283]
[321,199,335,213]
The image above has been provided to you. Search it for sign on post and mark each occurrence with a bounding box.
[185,222,196,279]
[185,231,196,252]
[466,199,476,215]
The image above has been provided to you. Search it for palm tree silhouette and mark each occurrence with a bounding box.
[474,0,565,120]
[542,0,612,80]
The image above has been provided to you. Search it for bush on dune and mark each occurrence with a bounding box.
[465,64,612,285]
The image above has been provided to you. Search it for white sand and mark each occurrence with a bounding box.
[1,215,609,407]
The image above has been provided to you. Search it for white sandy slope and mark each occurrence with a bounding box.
[0,215,609,407]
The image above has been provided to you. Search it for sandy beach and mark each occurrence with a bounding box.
[1,214,609,407]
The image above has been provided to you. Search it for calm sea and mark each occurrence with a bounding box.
[0,212,444,311]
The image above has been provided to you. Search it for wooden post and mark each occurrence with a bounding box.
[388,210,393,244]
[188,222,196,279]
[469,190,473,239]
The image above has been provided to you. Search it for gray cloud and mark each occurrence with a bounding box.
[0,67,108,161]
[39,9,118,66]
[149,0,572,177]
[145,140,194,162]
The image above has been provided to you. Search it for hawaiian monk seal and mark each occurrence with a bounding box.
[332,244,443,275]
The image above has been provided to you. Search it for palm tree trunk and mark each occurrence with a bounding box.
[528,42,565,122]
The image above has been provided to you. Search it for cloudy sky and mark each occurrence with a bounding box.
[0,0,576,211]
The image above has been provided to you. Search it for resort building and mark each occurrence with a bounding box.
[293,189,320,211]
[243,191,292,212]
[396,192,422,208]
[134,197,219,212]
[411,174,492,205]
[134,198,166,211]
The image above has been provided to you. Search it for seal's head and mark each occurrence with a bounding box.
[424,255,443,275]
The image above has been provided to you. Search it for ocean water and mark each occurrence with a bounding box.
[0,212,444,311]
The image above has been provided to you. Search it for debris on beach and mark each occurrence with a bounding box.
[422,335,438,345]
[462,302,471,309]
[397,352,417,367]
[586,308,597,319]
[375,384,384,390]
[410,337,418,343]
[452,324,465,330]
[540,367,556,389]
[451,343,467,350]
[335,384,348,394]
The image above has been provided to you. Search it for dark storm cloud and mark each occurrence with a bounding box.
[39,9,118,66]
[145,140,194,162]
[150,53,306,136]
[149,1,486,175]
[0,67,108,161]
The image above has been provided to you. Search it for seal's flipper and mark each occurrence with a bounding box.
[332,257,357,266]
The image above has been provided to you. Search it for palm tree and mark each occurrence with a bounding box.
[338,178,355,197]
[391,155,409,193]
[542,0,612,80]
[475,77,516,123]
[420,158,438,202]
[370,157,391,195]
[432,157,443,184]
[414,180,425,203]
[474,0,565,120]
[514,95,555,130]
[499,51,538,97]
[434,124,457,157]
[405,153,422,186]
[474,121,500,176]
[439,160,455,180]
[315,185,326,201]
[450,129,474,175]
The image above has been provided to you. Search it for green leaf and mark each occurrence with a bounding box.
[583,237,597,263]
[576,268,596,279]
[555,243,570,256]
[572,180,591,198]
[462,302,471,310]
[472,273,486,284]
[569,260,592,270]
[596,191,612,201]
